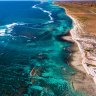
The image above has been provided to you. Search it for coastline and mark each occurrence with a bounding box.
[55,2,96,95]
[65,8,86,73]
[65,9,96,95]
[64,7,96,84]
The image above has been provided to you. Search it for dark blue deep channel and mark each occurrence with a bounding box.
[0,1,86,96]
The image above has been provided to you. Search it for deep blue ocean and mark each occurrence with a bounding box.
[0,1,85,96]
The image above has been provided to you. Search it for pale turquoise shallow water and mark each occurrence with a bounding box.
[0,1,86,96]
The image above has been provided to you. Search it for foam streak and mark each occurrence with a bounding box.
[32,2,54,24]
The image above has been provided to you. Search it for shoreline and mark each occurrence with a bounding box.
[65,8,86,73]
[66,10,96,95]
[62,34,86,73]
[64,8,96,84]
[55,2,96,95]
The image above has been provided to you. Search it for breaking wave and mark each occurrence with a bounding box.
[32,2,54,24]
[0,22,25,36]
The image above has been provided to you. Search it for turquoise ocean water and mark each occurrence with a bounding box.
[0,1,86,96]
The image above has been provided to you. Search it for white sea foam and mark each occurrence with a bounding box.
[5,23,18,33]
[32,2,54,24]
[6,22,25,33]
[0,22,25,36]
[0,29,6,36]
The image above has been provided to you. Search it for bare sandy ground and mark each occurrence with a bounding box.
[55,1,96,96]
[62,34,96,96]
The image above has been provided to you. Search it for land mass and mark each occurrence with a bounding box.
[55,1,96,96]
